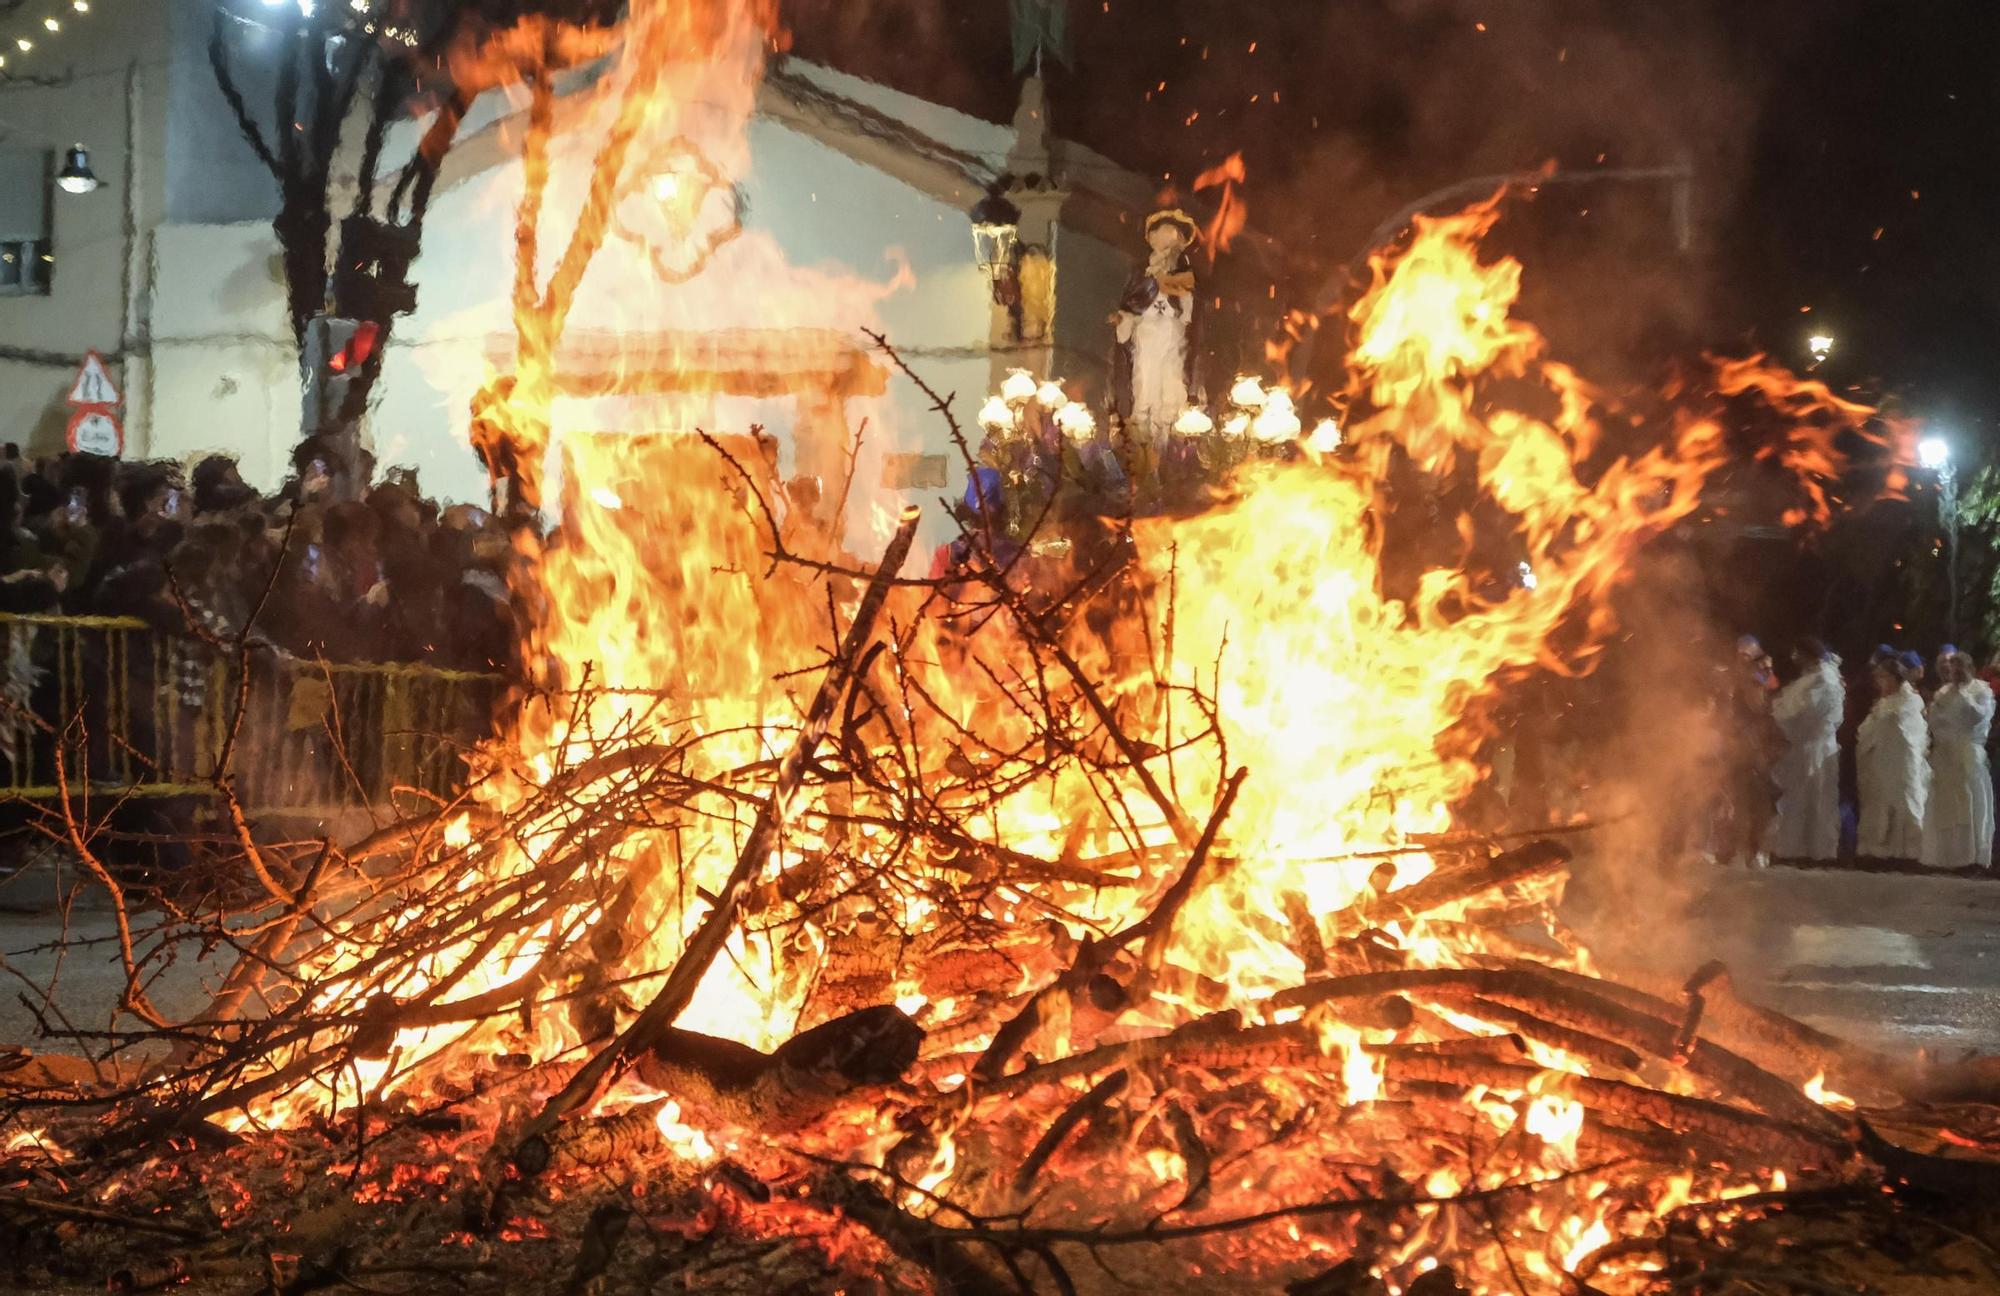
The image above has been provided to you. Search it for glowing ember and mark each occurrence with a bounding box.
[1805,1071,1857,1110]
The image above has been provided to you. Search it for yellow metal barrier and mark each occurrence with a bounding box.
[0,613,504,814]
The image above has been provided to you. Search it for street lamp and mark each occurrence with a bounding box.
[968,188,1022,304]
[55,144,99,195]
[1807,333,1833,368]
[1919,436,1960,640]
[0,122,103,197]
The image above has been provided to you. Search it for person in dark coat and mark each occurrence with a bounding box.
[191,455,257,516]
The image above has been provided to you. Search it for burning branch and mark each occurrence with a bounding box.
[519,505,924,1142]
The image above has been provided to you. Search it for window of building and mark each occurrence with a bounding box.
[0,149,53,297]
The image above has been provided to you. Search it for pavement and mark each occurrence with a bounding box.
[1569,858,2000,1058]
[0,856,229,1056]
[4,858,2000,1063]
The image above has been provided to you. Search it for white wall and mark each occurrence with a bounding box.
[360,100,1014,554]
[145,221,294,485]
[0,0,172,457]
[141,78,1129,558]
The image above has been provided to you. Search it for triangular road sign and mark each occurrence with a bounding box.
[66,350,121,407]
[66,406,123,457]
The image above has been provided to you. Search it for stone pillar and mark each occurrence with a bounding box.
[987,76,1066,393]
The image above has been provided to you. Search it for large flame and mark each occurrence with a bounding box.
[246,94,1874,1127]
[203,9,1897,1290]
[1095,203,1747,999]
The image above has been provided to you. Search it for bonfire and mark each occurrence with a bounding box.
[6,3,2000,1294]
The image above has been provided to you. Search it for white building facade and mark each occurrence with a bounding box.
[1,3,1155,552]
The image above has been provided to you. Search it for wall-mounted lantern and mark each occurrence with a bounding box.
[969,187,1022,304]
[55,144,99,195]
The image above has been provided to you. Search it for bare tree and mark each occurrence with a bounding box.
[206,0,620,498]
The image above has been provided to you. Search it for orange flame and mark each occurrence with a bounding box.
[1193,150,1248,254]
[220,27,1892,1293]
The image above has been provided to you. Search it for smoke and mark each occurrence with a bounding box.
[1265,0,1776,383]
[1556,540,1741,976]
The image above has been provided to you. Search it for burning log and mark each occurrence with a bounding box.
[1549,960,1907,1103]
[1268,964,1837,1129]
[1856,1117,2000,1199]
[1162,1099,1212,1212]
[975,983,1853,1174]
[106,1257,194,1292]
[631,1005,924,1133]
[1375,1053,1848,1169]
[517,1100,665,1176]
[1430,994,1644,1075]
[1013,1068,1128,1198]
[0,1191,212,1242]
[972,768,1247,1083]
[1282,889,1331,974]
[1325,840,1572,940]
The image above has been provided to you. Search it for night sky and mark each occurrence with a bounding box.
[787,0,2000,447]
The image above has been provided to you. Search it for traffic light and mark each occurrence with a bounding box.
[301,315,380,431]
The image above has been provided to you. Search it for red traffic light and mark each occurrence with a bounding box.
[327,320,382,374]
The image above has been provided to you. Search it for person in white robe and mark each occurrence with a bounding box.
[1921,648,1994,870]
[1856,651,1927,861]
[1768,640,1844,863]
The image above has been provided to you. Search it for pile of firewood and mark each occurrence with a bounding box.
[4,398,2000,1294]
[7,808,2000,1295]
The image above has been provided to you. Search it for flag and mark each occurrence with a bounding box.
[1011,0,1071,73]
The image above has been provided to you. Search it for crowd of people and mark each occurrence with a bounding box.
[0,449,517,671]
[1727,636,1997,873]
[5,445,1999,882]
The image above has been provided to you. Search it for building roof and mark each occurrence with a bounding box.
[427,52,1162,255]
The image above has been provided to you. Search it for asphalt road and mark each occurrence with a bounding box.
[1571,859,2000,1058]
[4,860,2000,1062]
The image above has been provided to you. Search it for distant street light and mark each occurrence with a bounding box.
[1919,435,1960,639]
[1807,333,1833,367]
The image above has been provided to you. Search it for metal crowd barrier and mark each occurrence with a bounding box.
[0,613,504,817]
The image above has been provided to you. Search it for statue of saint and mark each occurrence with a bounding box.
[1110,208,1201,444]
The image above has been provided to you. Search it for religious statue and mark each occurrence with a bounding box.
[1110,208,1201,444]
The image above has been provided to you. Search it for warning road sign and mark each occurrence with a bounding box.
[66,406,122,457]
[66,350,121,408]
